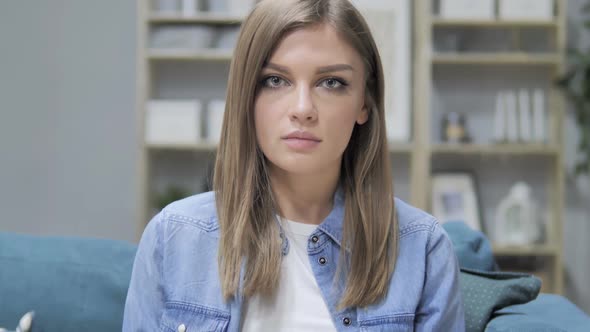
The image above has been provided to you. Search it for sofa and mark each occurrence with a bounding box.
[0,223,588,331]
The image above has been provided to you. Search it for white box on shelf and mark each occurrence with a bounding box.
[498,0,554,21]
[227,0,257,16]
[153,0,180,14]
[206,100,226,144]
[150,26,215,49]
[146,100,201,144]
[181,0,197,17]
[440,0,495,20]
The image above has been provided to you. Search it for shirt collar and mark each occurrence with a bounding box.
[317,186,345,247]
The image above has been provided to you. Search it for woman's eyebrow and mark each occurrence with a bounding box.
[264,62,291,74]
[263,63,354,75]
[316,64,354,74]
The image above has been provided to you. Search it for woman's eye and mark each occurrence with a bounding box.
[320,78,344,89]
[263,76,287,88]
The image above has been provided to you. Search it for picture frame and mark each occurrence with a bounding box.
[431,172,483,232]
[353,0,411,142]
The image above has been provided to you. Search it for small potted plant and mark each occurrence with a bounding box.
[153,185,192,211]
[556,4,590,177]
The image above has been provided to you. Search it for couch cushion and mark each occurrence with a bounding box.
[460,268,541,332]
[0,232,137,332]
[485,294,590,332]
[443,221,497,272]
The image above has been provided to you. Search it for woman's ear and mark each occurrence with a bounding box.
[356,105,369,125]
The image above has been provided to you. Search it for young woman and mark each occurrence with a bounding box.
[124,0,465,331]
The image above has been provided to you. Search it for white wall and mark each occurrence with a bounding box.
[0,0,138,242]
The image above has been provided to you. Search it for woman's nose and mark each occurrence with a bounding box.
[289,85,317,123]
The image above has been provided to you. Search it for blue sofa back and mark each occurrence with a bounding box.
[1,223,588,331]
[0,232,137,331]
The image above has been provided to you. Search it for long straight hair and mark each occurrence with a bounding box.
[213,0,397,309]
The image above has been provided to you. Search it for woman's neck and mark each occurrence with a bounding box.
[269,165,340,225]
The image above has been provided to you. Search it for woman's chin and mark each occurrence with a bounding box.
[267,155,339,176]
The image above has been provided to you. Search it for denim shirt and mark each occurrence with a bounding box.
[123,191,465,331]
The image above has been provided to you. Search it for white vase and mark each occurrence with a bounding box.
[494,182,541,246]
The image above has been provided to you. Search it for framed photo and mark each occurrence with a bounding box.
[353,0,411,142]
[431,172,483,232]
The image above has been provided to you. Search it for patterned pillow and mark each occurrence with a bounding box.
[0,311,34,332]
[460,269,541,332]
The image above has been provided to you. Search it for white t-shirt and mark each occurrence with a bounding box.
[241,218,338,332]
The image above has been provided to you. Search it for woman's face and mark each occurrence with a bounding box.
[254,23,368,176]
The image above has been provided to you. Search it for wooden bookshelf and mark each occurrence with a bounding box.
[432,53,560,66]
[149,13,244,24]
[415,0,567,294]
[432,17,559,28]
[148,49,233,61]
[137,0,568,295]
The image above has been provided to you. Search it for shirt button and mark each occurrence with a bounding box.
[343,317,351,326]
[177,324,186,332]
[318,257,327,265]
[311,235,319,243]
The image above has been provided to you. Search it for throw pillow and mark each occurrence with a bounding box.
[460,268,541,332]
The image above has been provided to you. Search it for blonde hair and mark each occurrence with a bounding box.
[213,0,397,309]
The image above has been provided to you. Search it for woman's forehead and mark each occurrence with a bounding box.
[266,23,364,71]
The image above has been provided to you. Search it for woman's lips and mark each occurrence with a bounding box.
[282,137,321,150]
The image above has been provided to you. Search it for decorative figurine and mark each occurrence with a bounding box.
[442,111,471,143]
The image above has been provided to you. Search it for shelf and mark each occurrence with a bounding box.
[432,17,558,28]
[432,52,560,65]
[431,144,559,156]
[148,49,233,61]
[146,142,217,152]
[493,244,559,257]
[389,142,414,154]
[149,13,244,24]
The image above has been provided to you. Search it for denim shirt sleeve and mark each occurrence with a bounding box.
[415,221,466,331]
[123,211,165,331]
